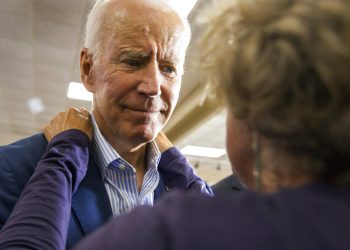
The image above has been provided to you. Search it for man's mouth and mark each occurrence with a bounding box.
[122,99,168,114]
[126,107,160,113]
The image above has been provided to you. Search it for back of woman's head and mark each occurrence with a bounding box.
[201,0,350,185]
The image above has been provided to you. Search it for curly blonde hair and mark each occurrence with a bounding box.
[200,0,350,185]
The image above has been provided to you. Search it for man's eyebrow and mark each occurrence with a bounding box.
[119,48,149,57]
[163,57,180,65]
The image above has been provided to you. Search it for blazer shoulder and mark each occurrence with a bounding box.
[0,133,48,228]
[0,133,48,191]
[0,133,47,153]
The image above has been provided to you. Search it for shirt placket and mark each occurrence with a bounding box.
[108,159,138,214]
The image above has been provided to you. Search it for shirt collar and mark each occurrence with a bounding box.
[90,113,161,176]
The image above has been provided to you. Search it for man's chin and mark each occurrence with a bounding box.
[130,126,159,144]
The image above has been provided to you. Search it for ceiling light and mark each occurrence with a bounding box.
[181,145,226,158]
[67,82,92,101]
[27,97,45,114]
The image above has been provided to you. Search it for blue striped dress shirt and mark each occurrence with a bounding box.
[91,114,160,216]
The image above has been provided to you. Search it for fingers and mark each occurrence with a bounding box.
[43,123,53,142]
[43,111,65,142]
[43,107,93,142]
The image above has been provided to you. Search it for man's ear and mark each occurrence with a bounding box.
[80,48,94,93]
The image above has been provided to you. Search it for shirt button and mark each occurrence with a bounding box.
[119,164,126,170]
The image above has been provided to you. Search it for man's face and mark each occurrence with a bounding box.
[82,10,188,148]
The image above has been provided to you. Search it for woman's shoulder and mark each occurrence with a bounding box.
[152,184,350,249]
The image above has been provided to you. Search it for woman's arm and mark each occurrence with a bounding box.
[0,108,92,250]
[156,132,213,196]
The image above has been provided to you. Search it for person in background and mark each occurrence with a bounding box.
[2,0,350,249]
[0,0,211,248]
[211,174,245,194]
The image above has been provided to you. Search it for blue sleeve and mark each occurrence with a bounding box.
[158,147,213,196]
[0,129,90,250]
[0,134,47,230]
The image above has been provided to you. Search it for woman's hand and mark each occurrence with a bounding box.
[44,107,93,142]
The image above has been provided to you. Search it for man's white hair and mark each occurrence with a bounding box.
[84,0,191,59]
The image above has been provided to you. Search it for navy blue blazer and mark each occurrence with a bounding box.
[0,133,167,249]
[211,174,245,195]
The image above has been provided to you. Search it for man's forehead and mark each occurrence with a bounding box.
[99,1,189,63]
[106,19,186,51]
[102,0,185,33]
[105,10,183,34]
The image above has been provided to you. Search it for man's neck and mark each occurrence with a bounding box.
[91,110,148,171]
[117,143,147,171]
[102,130,149,192]
[118,144,148,193]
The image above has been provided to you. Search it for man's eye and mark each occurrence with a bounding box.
[162,65,176,74]
[122,59,141,67]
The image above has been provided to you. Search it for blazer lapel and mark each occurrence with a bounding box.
[71,155,112,235]
[154,170,168,200]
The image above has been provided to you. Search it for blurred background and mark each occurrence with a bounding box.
[0,0,231,184]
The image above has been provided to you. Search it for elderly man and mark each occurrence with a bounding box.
[0,0,210,248]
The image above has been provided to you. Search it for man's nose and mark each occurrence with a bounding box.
[137,63,162,97]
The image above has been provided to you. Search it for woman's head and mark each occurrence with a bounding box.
[201,0,350,188]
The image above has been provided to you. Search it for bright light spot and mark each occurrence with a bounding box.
[67,82,92,101]
[27,97,45,114]
[181,145,226,158]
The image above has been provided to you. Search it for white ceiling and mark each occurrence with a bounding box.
[0,0,93,140]
[0,0,231,184]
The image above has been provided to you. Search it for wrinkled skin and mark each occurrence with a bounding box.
[80,1,189,158]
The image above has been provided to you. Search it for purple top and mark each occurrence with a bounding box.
[158,146,213,195]
[73,182,350,250]
[0,129,90,249]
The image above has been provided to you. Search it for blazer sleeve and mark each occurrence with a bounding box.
[0,152,22,229]
[0,134,47,229]
[157,147,213,196]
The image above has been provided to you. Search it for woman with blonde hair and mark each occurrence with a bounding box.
[1,0,350,249]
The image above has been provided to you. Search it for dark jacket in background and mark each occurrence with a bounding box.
[212,174,245,195]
